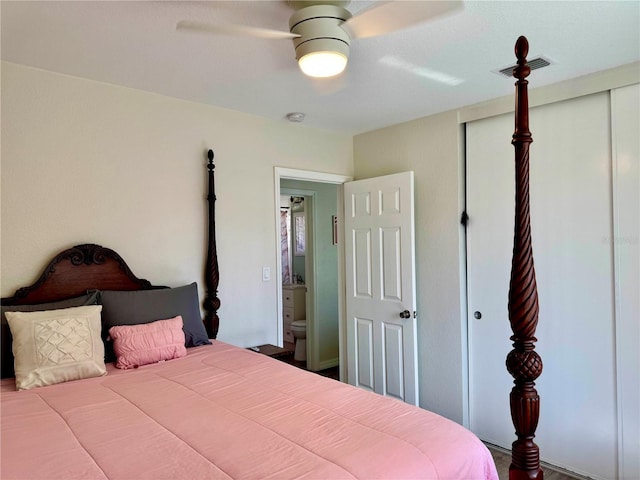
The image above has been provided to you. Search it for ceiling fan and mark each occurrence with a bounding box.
[176,0,463,78]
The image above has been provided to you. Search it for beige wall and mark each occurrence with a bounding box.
[1,62,353,349]
[352,61,640,425]
[353,111,465,422]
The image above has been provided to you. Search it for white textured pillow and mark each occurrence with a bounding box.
[5,305,107,390]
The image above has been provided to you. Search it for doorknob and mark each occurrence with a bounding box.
[474,311,482,319]
[399,310,411,319]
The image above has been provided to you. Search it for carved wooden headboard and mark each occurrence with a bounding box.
[1,243,162,307]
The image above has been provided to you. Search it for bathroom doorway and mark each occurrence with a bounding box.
[275,168,351,378]
[279,190,312,360]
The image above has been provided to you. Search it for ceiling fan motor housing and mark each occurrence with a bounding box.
[289,5,352,63]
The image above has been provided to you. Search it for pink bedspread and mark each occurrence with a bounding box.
[1,342,497,479]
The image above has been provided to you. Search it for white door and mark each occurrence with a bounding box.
[344,172,418,405]
[466,93,618,479]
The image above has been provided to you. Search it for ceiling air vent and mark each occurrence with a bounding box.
[495,56,553,78]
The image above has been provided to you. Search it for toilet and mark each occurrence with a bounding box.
[290,320,307,362]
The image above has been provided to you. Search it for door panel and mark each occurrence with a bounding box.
[355,317,374,391]
[354,229,372,297]
[381,227,402,300]
[382,322,404,400]
[345,171,418,405]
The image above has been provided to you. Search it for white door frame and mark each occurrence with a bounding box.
[274,168,352,378]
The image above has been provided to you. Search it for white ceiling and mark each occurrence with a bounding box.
[2,1,639,135]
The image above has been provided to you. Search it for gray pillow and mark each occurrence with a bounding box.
[100,282,210,363]
[1,291,100,379]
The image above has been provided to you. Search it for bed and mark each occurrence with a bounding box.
[0,37,539,479]
[0,243,497,479]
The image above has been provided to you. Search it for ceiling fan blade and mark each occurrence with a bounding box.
[343,0,463,39]
[176,20,300,40]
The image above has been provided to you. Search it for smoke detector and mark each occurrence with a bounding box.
[286,112,306,123]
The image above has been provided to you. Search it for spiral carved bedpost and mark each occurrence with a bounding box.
[204,149,220,338]
[506,36,543,480]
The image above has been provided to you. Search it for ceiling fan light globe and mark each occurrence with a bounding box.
[299,51,347,78]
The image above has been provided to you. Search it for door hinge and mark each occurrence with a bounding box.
[460,211,469,227]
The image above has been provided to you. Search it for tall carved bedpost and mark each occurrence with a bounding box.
[506,36,543,480]
[204,149,220,338]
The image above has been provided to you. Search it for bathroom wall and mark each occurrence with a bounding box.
[281,179,339,369]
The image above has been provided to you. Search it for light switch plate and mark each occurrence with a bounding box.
[262,266,270,282]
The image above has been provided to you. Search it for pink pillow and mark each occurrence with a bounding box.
[109,316,187,370]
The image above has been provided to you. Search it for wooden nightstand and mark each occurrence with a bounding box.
[250,344,294,360]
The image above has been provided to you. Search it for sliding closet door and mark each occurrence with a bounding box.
[611,83,639,480]
[467,92,617,479]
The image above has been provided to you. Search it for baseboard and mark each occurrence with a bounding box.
[311,357,339,371]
